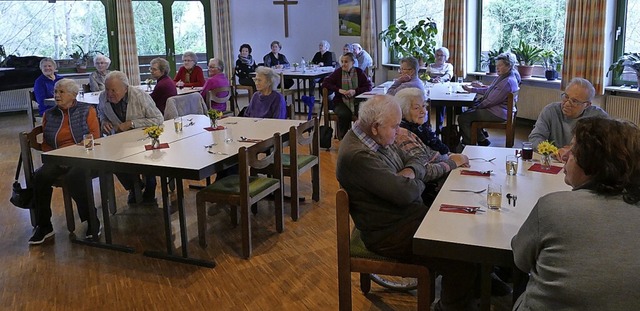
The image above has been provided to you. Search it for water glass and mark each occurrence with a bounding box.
[521,142,533,161]
[506,155,518,175]
[83,133,94,151]
[457,77,464,84]
[79,90,85,99]
[224,128,233,143]
[174,117,183,133]
[487,183,502,210]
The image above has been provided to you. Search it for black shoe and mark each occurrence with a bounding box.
[85,219,102,240]
[490,272,512,296]
[28,226,54,245]
[478,139,491,146]
[482,129,489,138]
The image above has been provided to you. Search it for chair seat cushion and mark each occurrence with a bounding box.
[350,228,397,262]
[282,154,318,169]
[203,175,279,197]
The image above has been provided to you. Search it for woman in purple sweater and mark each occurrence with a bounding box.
[243,66,286,119]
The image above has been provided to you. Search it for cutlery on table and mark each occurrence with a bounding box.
[449,189,487,194]
[204,143,217,148]
[439,204,485,213]
[239,136,262,143]
[207,151,228,155]
[468,157,496,162]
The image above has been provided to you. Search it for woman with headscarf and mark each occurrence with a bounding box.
[235,43,258,91]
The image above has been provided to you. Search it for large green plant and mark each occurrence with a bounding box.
[378,19,438,64]
[607,52,640,77]
[512,40,543,66]
[481,47,504,67]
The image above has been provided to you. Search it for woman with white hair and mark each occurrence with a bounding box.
[173,51,205,87]
[33,57,62,116]
[89,54,111,92]
[243,67,286,119]
[458,52,521,149]
[395,88,449,155]
[427,47,454,83]
[311,40,336,67]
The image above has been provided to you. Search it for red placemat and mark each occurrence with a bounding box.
[528,163,562,174]
[204,126,225,131]
[145,143,170,150]
[439,204,481,214]
[460,170,491,177]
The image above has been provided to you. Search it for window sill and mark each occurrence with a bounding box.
[467,71,562,88]
[605,85,640,95]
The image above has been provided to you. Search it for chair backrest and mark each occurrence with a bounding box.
[506,91,518,128]
[279,72,295,118]
[322,87,331,127]
[82,83,91,93]
[288,117,319,155]
[18,125,44,187]
[206,86,233,114]
[27,91,38,128]
[164,92,207,120]
[238,133,283,193]
[365,65,376,84]
[335,188,351,270]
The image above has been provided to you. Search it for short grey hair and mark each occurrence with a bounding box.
[93,54,111,67]
[150,57,170,75]
[352,43,362,50]
[319,40,330,50]
[400,56,419,71]
[209,58,225,73]
[567,77,596,102]
[182,51,198,62]
[343,43,354,53]
[54,78,79,95]
[496,52,517,69]
[39,57,57,70]
[256,66,280,90]
[105,71,130,87]
[395,88,425,120]
[436,47,450,60]
[358,95,401,130]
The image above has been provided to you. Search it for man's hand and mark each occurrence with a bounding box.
[397,167,416,179]
[102,121,113,134]
[449,154,470,168]
[115,120,134,133]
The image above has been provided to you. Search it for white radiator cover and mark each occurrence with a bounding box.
[605,95,640,125]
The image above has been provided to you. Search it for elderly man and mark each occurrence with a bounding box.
[352,43,372,71]
[99,71,164,204]
[201,57,230,112]
[528,77,608,157]
[386,56,425,96]
[336,94,477,311]
[149,57,178,115]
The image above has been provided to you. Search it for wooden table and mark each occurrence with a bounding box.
[254,67,333,113]
[413,146,571,310]
[45,86,201,106]
[42,115,304,267]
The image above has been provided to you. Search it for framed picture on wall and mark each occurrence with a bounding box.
[338,0,361,36]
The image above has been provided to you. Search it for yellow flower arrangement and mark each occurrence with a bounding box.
[145,78,155,85]
[207,109,223,121]
[537,140,558,156]
[419,72,431,81]
[143,125,164,139]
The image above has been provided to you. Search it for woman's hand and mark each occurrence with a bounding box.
[470,81,484,88]
[461,85,473,92]
[339,89,356,98]
[432,76,441,83]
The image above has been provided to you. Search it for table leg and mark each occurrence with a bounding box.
[479,264,492,311]
[512,267,528,306]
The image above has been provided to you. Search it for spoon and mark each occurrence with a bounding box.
[468,157,496,162]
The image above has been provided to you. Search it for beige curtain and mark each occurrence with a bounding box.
[442,0,466,79]
[115,0,140,85]
[213,0,233,76]
[562,0,606,94]
[361,0,378,68]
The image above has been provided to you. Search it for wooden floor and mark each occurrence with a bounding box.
[0,110,533,310]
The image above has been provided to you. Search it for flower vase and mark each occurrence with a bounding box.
[151,137,160,149]
[541,154,552,170]
[210,118,218,128]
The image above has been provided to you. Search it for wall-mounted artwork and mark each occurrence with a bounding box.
[338,0,361,36]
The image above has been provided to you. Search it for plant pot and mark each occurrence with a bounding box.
[75,65,87,73]
[488,64,497,75]
[517,65,534,78]
[545,70,558,81]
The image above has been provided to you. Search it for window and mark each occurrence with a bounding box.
[390,0,445,63]
[612,0,640,85]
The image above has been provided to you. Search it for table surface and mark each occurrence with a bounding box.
[412,146,571,265]
[45,86,201,106]
[356,81,477,102]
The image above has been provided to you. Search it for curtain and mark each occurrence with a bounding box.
[562,0,606,94]
[361,0,378,68]
[213,0,233,77]
[442,0,466,79]
[115,0,140,86]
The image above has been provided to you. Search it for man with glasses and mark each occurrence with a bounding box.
[528,77,608,157]
[386,56,425,96]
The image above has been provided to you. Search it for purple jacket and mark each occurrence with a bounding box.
[150,75,178,115]
[245,91,286,119]
[201,73,230,112]
[468,70,520,119]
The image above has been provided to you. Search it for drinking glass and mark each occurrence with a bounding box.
[521,142,533,161]
[83,133,94,151]
[79,90,85,99]
[487,183,502,210]
[173,117,183,133]
[506,155,518,175]
[457,77,464,84]
[224,128,233,143]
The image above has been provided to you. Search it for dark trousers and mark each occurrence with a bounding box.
[277,78,294,90]
[333,102,354,140]
[115,173,156,199]
[238,77,257,92]
[33,163,95,228]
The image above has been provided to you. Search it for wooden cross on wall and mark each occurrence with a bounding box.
[273,0,299,37]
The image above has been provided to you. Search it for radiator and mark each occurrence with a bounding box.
[516,86,563,120]
[0,88,31,113]
[606,95,640,125]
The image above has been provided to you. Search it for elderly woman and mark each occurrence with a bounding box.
[322,52,373,139]
[89,54,111,92]
[396,87,450,155]
[512,117,640,310]
[149,57,177,115]
[386,56,425,96]
[243,67,286,119]
[428,47,455,133]
[201,58,230,113]
[263,40,294,89]
[311,40,336,67]
[33,57,62,116]
[173,51,205,88]
[235,43,258,91]
[341,43,359,68]
[458,52,520,149]
[28,79,101,245]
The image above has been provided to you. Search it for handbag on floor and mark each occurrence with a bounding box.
[10,156,34,209]
[317,98,333,149]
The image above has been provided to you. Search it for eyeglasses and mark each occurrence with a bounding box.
[149,67,160,72]
[561,93,588,106]
[397,67,413,73]
[183,59,194,63]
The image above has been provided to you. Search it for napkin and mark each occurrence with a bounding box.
[460,170,491,176]
[204,126,225,131]
[528,163,562,174]
[439,204,481,214]
[145,143,169,150]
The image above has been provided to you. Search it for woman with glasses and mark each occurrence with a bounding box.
[428,47,454,134]
[89,54,111,92]
[457,52,521,149]
[386,56,425,96]
[173,51,205,87]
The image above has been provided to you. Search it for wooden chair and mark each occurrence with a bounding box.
[279,72,296,119]
[19,126,75,233]
[321,88,357,139]
[336,189,432,311]
[232,67,254,112]
[82,83,91,93]
[471,92,518,148]
[27,91,41,129]
[282,118,320,221]
[206,86,234,116]
[196,133,284,259]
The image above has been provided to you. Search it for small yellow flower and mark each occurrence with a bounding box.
[145,79,155,85]
[143,125,164,139]
[207,109,223,120]
[537,140,558,156]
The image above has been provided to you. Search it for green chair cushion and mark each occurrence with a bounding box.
[203,175,279,197]
[350,228,396,262]
[282,153,318,169]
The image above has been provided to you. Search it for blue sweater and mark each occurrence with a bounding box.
[34,73,62,116]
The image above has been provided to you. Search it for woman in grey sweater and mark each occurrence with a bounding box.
[511,117,640,310]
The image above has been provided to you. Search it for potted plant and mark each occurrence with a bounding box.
[512,40,543,78]
[607,52,640,90]
[0,44,6,65]
[481,47,504,75]
[541,50,558,81]
[68,44,98,73]
[378,18,438,65]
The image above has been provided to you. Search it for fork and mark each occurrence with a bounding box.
[440,206,485,213]
[449,189,487,194]
[208,150,228,155]
[468,157,496,162]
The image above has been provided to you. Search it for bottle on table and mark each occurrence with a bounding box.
[301,57,306,73]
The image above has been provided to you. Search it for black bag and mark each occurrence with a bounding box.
[10,157,34,209]
[319,125,333,149]
[440,125,461,150]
